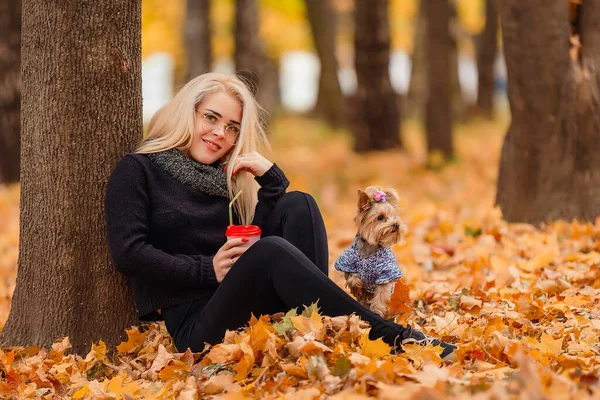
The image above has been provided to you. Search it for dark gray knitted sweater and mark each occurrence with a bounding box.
[104,153,289,320]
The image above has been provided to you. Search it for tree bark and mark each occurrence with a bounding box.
[407,0,427,118]
[352,0,401,152]
[0,0,21,183]
[0,0,141,354]
[234,0,279,114]
[448,0,466,121]
[496,0,600,223]
[185,0,212,81]
[475,0,498,118]
[424,0,453,160]
[305,0,344,127]
[408,0,463,122]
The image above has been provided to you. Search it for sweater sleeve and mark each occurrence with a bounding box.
[104,155,219,288]
[251,163,290,229]
[334,247,359,273]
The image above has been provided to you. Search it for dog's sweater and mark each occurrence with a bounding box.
[334,238,403,293]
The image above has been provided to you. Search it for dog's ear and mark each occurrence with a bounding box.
[383,188,400,207]
[357,189,371,210]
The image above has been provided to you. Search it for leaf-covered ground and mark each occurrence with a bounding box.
[1,116,600,399]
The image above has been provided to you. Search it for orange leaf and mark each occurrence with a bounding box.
[281,362,307,378]
[157,359,191,381]
[233,342,255,381]
[388,280,412,322]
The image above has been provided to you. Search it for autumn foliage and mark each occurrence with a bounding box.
[1,117,600,398]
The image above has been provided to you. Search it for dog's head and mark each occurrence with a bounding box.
[354,186,407,247]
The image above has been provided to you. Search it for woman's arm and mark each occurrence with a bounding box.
[252,163,290,228]
[228,152,290,229]
[104,155,219,288]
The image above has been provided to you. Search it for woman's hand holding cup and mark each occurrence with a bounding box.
[213,238,249,282]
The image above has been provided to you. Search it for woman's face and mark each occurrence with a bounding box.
[189,91,243,165]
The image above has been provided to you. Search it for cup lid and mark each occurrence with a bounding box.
[226,224,262,236]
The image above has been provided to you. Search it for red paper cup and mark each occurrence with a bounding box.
[226,225,262,247]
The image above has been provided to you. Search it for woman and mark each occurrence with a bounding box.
[104,72,457,360]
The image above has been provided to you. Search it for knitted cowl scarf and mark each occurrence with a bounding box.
[146,148,229,198]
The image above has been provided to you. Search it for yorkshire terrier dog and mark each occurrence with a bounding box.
[335,186,407,317]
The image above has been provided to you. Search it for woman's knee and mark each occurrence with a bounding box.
[252,235,294,255]
[243,236,307,267]
[275,191,319,218]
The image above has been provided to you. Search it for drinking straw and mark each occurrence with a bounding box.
[229,190,243,226]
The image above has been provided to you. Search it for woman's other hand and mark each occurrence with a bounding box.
[230,152,273,177]
[213,238,248,282]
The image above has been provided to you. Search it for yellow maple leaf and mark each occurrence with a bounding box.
[524,249,557,272]
[401,343,443,367]
[540,332,563,355]
[563,295,590,307]
[72,385,89,399]
[290,315,308,333]
[309,309,323,333]
[91,340,107,362]
[359,333,391,358]
[116,328,148,354]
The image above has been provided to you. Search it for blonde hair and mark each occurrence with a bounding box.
[136,72,270,225]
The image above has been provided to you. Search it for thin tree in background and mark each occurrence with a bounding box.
[352,0,401,152]
[234,0,279,113]
[424,0,453,161]
[407,1,427,118]
[408,0,464,121]
[496,0,600,223]
[305,0,344,127]
[0,0,21,183]
[0,0,141,354]
[475,0,498,118]
[185,0,212,81]
[448,0,466,120]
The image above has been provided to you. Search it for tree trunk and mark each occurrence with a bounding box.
[475,0,498,118]
[352,0,401,152]
[305,0,344,127]
[448,0,466,121]
[185,0,212,81]
[424,0,453,160]
[234,0,279,114]
[0,0,21,183]
[408,0,463,121]
[407,0,427,118]
[0,0,141,354]
[496,0,600,223]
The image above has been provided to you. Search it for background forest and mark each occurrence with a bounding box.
[1,0,600,398]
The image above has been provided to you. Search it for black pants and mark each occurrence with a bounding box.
[163,191,413,352]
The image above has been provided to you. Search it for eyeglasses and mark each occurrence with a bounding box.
[200,113,240,145]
